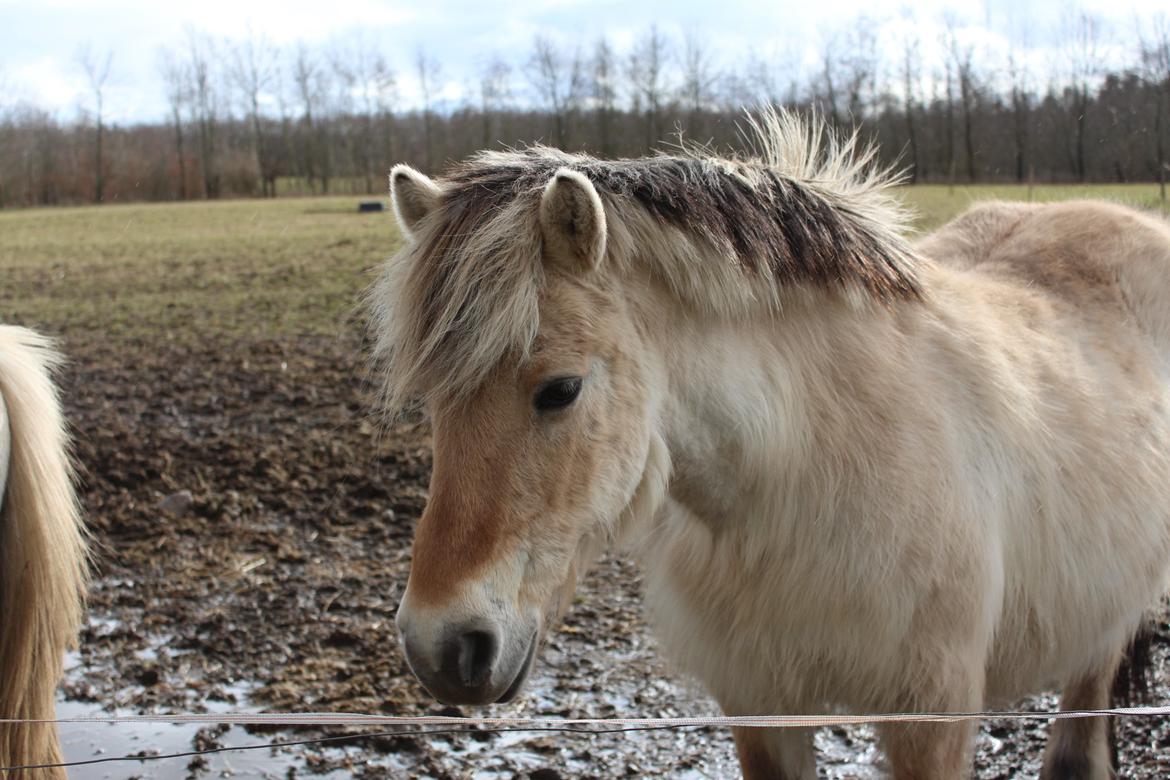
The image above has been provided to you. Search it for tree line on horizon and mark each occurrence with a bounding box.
[1,12,1168,209]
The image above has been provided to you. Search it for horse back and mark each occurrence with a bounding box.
[909,201,1170,698]
[919,200,1170,350]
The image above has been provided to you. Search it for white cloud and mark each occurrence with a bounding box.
[1,0,1165,122]
[8,56,83,116]
[177,0,416,43]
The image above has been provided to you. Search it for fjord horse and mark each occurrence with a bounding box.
[375,111,1170,778]
[0,326,87,778]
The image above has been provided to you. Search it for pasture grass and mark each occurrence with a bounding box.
[0,196,399,341]
[1,184,1164,341]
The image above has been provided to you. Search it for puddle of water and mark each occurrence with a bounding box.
[816,726,885,778]
[61,617,371,780]
[59,704,306,779]
[57,682,358,780]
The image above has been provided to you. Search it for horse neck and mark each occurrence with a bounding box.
[634,284,914,538]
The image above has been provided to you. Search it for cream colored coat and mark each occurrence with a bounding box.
[380,112,1170,778]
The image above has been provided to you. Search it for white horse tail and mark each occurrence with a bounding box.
[0,326,87,778]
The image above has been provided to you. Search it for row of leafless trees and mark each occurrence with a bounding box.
[1,14,1169,208]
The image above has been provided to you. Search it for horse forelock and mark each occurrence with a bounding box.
[372,108,922,411]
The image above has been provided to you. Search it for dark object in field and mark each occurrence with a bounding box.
[359,201,386,213]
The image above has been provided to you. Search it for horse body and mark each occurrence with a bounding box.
[378,112,1170,778]
[651,197,1170,701]
[0,326,87,779]
[639,201,1170,775]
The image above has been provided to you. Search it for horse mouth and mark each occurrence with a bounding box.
[495,630,538,703]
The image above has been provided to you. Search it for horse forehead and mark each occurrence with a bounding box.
[532,286,614,356]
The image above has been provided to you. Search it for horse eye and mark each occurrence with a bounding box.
[534,377,583,412]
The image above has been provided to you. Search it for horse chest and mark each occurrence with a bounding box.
[640,497,915,711]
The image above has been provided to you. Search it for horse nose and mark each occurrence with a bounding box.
[397,611,507,703]
[441,626,499,689]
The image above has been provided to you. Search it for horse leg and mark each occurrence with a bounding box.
[1040,664,1118,780]
[730,726,816,780]
[879,661,982,780]
[880,719,978,780]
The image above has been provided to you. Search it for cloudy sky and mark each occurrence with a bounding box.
[0,0,1163,124]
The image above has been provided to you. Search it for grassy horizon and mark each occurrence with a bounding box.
[2,183,1165,342]
[897,183,1167,230]
[0,196,398,341]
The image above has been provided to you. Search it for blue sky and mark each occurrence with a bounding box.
[0,0,1163,124]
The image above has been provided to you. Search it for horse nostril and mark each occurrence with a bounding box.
[457,630,497,688]
[451,629,498,689]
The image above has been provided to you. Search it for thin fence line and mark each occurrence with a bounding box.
[5,704,1170,729]
[4,708,1170,773]
[0,725,702,772]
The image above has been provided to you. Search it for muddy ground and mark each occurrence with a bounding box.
[44,328,1170,779]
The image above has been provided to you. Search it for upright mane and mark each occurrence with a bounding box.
[371,108,921,410]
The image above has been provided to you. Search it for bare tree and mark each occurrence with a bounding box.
[332,36,396,193]
[76,44,113,203]
[817,31,843,126]
[841,17,879,121]
[945,19,979,182]
[479,56,510,150]
[184,29,221,198]
[159,50,189,199]
[591,37,618,156]
[416,48,442,170]
[1008,49,1032,184]
[1140,14,1170,205]
[292,44,326,193]
[1065,10,1105,182]
[527,34,583,149]
[305,44,344,193]
[229,29,279,196]
[12,10,1170,205]
[737,48,800,109]
[899,31,923,182]
[786,22,871,153]
[328,43,358,192]
[680,31,720,141]
[291,44,316,191]
[743,51,780,107]
[0,67,13,205]
[942,56,957,189]
[627,26,671,148]
[272,61,296,196]
[370,54,398,178]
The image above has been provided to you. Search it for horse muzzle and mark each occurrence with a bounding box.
[397,611,539,705]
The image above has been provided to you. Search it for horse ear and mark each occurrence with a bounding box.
[390,164,443,240]
[539,168,607,272]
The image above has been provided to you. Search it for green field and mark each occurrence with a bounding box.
[1,184,1165,341]
[0,195,398,340]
